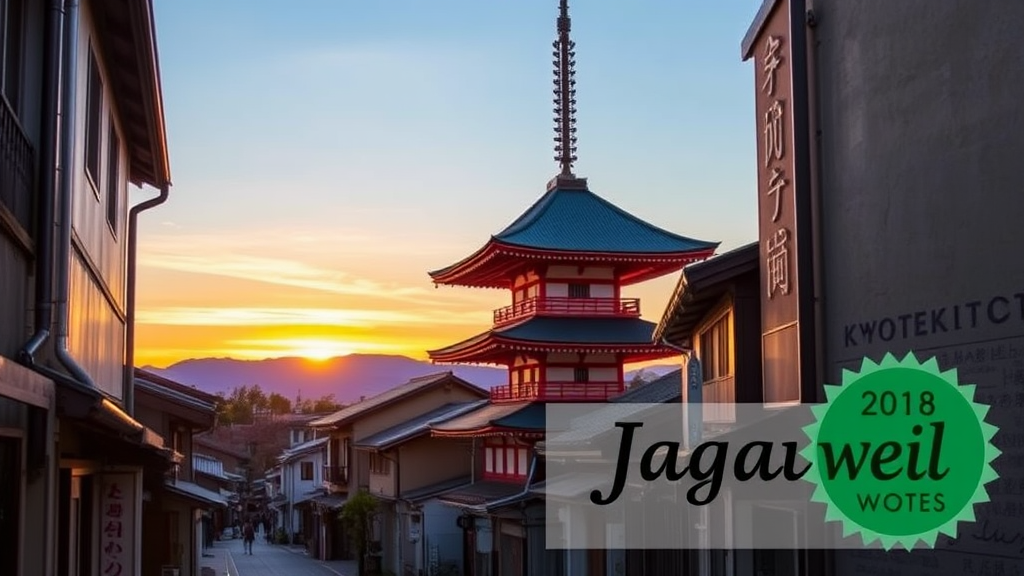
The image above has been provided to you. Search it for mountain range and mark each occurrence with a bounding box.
[143,354,679,403]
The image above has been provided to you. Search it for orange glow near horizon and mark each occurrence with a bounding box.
[131,227,686,370]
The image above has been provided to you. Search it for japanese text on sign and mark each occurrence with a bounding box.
[761,34,791,300]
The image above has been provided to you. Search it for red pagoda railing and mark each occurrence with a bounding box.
[490,381,624,402]
[493,297,640,326]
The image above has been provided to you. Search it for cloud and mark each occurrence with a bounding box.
[137,228,460,301]
[135,306,487,327]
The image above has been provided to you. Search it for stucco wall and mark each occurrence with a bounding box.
[810,0,1024,573]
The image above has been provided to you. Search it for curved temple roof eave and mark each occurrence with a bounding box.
[428,241,719,289]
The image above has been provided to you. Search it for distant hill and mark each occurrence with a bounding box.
[143,354,678,403]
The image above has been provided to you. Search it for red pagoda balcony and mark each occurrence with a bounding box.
[493,297,640,327]
[490,381,623,402]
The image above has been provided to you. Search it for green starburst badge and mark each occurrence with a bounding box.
[800,352,1000,551]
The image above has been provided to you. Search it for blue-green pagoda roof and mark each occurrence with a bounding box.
[429,182,719,288]
[494,187,718,254]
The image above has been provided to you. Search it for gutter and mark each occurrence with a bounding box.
[123,183,169,415]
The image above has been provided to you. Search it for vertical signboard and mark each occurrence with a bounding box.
[742,0,815,405]
[686,356,703,449]
[98,473,140,576]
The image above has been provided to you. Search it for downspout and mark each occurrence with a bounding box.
[18,0,64,365]
[123,183,170,415]
[50,0,93,387]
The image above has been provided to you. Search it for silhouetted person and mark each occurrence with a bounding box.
[242,520,255,554]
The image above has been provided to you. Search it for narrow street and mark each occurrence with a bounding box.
[199,535,358,576]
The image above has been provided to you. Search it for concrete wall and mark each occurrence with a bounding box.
[810,0,1024,573]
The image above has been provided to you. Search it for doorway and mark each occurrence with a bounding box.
[0,437,20,576]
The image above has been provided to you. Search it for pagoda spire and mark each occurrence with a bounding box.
[548,0,588,191]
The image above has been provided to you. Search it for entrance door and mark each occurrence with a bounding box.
[0,437,19,576]
[751,506,799,576]
[499,533,523,576]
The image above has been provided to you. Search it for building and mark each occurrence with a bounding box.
[276,435,328,549]
[309,372,489,563]
[192,452,242,536]
[134,368,228,576]
[193,434,251,480]
[1,0,171,573]
[738,1,1024,575]
[352,399,489,576]
[422,3,718,575]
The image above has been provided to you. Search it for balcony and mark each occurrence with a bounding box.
[0,93,34,235]
[490,381,624,403]
[493,296,640,327]
[322,465,348,489]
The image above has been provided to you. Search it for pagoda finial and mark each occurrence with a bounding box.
[552,0,581,182]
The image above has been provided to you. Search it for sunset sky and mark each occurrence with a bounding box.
[135,0,763,368]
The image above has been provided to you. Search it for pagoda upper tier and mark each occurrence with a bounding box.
[429,178,719,289]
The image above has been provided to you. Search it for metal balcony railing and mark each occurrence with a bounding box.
[0,93,34,233]
[322,465,348,487]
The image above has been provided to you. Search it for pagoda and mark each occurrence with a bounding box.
[427,0,718,417]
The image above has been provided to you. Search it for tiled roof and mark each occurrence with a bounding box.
[655,241,759,343]
[354,401,490,450]
[430,402,533,434]
[401,476,472,503]
[165,479,229,508]
[279,437,328,463]
[612,369,682,404]
[134,369,218,413]
[499,316,658,344]
[436,480,526,507]
[310,372,488,428]
[493,187,719,254]
[429,317,672,363]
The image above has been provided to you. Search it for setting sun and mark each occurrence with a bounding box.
[283,339,357,361]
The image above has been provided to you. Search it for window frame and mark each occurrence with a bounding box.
[105,118,119,236]
[84,46,103,195]
[696,303,733,383]
[567,283,591,299]
[300,461,314,481]
[1,0,25,115]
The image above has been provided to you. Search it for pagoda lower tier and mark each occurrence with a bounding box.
[428,316,677,402]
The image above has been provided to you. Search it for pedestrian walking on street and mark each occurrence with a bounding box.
[242,519,256,555]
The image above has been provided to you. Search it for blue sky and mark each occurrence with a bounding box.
[136,0,765,366]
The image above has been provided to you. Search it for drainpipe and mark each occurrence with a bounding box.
[123,183,169,415]
[47,0,96,387]
[18,0,64,366]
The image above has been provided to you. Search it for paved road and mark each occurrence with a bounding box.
[201,535,358,576]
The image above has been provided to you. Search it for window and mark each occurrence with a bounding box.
[483,439,530,479]
[84,48,102,188]
[300,461,313,481]
[105,122,119,233]
[568,283,590,299]
[1,0,25,114]
[369,453,390,475]
[699,313,731,381]
[573,367,589,383]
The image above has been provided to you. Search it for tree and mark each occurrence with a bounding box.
[341,489,378,576]
[268,392,292,415]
